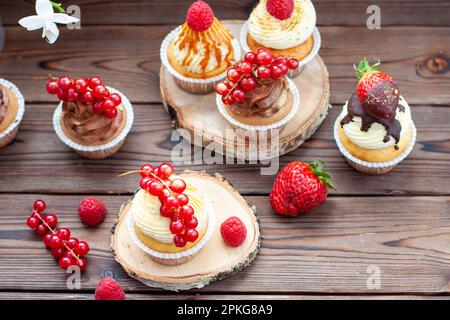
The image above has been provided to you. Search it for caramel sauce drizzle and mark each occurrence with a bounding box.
[176,18,234,74]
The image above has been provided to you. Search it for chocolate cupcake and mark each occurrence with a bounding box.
[0,79,25,149]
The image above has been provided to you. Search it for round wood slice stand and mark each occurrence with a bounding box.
[111,171,261,291]
[160,20,331,161]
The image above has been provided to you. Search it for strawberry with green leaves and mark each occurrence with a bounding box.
[270,160,335,216]
[355,58,393,103]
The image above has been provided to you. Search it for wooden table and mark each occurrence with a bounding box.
[0,0,449,300]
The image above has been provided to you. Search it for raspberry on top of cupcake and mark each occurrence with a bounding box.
[247,0,316,60]
[216,49,299,126]
[167,0,236,79]
[46,76,126,146]
[338,58,413,162]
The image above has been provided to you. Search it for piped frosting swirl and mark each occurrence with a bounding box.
[0,86,9,125]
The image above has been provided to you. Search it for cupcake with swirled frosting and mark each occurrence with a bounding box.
[0,80,25,150]
[161,1,240,94]
[244,0,317,62]
[335,58,416,174]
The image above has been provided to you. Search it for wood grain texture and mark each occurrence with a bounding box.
[2,0,450,26]
[0,194,449,293]
[0,103,448,196]
[0,25,449,105]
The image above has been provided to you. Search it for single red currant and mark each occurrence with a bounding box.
[174,234,187,247]
[57,88,67,101]
[236,61,253,74]
[164,196,180,210]
[139,178,152,190]
[257,66,271,79]
[287,58,299,70]
[58,76,73,91]
[274,56,288,66]
[158,188,171,203]
[93,85,108,99]
[222,95,235,105]
[110,93,122,106]
[65,237,79,249]
[57,228,71,241]
[244,52,257,64]
[157,163,174,180]
[46,80,59,95]
[170,220,185,235]
[176,193,189,206]
[34,199,46,213]
[66,88,79,102]
[26,216,40,229]
[184,216,198,229]
[184,229,199,242]
[160,205,173,218]
[148,181,164,197]
[179,205,194,220]
[216,82,229,96]
[101,98,115,111]
[232,89,245,103]
[51,247,66,260]
[104,108,118,119]
[81,90,94,103]
[169,179,186,194]
[278,63,288,76]
[59,255,75,269]
[140,164,154,177]
[73,78,89,94]
[49,234,63,249]
[43,233,53,247]
[92,101,103,114]
[239,76,257,92]
[35,224,48,236]
[270,65,283,79]
[74,241,90,256]
[226,67,241,83]
[43,214,58,228]
[88,76,102,89]
[76,257,88,271]
[256,51,273,66]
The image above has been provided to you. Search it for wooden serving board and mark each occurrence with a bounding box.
[160,20,331,160]
[111,171,261,291]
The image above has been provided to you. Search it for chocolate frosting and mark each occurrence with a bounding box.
[62,101,123,144]
[229,78,287,117]
[0,86,9,125]
[340,93,405,150]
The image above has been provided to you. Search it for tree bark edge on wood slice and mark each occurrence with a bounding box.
[111,170,261,291]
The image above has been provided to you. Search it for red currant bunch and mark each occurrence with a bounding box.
[26,199,89,271]
[216,49,299,105]
[46,76,122,119]
[128,163,199,247]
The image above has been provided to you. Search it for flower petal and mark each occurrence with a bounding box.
[36,0,54,18]
[44,24,59,44]
[51,13,79,25]
[18,15,45,31]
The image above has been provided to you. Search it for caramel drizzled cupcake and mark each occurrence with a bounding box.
[334,58,416,174]
[240,0,321,77]
[216,50,300,131]
[0,79,25,149]
[47,76,134,159]
[161,1,241,94]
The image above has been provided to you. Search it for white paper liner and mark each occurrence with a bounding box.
[0,78,25,142]
[160,25,242,87]
[216,77,300,131]
[127,195,216,262]
[334,115,417,169]
[239,21,321,76]
[52,86,134,153]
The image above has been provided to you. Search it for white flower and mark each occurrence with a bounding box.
[18,0,79,44]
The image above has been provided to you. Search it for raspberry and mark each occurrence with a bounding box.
[220,216,247,247]
[78,197,106,227]
[186,0,214,32]
[95,278,125,300]
[266,0,294,20]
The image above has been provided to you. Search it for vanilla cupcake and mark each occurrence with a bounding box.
[161,0,241,94]
[0,79,25,149]
[334,59,416,174]
[240,0,320,77]
[126,163,215,266]
[48,76,134,159]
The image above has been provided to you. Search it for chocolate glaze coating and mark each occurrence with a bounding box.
[362,80,399,120]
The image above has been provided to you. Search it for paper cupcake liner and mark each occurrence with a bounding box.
[160,25,242,94]
[216,77,300,132]
[53,86,134,159]
[239,21,321,78]
[127,196,216,266]
[0,78,25,149]
[334,116,417,175]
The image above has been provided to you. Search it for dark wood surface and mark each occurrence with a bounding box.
[0,0,449,300]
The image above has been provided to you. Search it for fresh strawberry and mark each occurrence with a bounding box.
[266,0,294,20]
[355,58,393,102]
[270,161,335,216]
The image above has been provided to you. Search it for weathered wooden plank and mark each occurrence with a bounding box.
[2,0,450,26]
[0,25,449,105]
[0,103,448,196]
[0,194,449,293]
